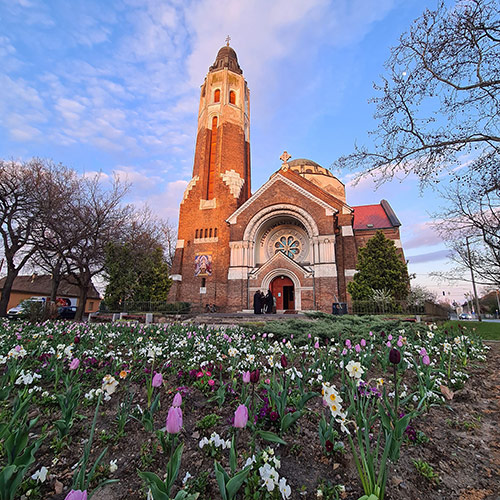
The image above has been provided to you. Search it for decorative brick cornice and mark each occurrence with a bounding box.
[181,176,199,204]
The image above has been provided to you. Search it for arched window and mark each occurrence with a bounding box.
[214,89,220,103]
[229,90,236,105]
[209,228,213,237]
[204,228,208,238]
[207,116,218,199]
[195,229,199,238]
[214,228,218,237]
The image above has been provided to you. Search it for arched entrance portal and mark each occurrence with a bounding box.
[270,275,295,311]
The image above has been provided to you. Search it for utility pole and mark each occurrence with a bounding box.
[465,236,482,322]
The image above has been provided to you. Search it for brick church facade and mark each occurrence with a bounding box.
[168,44,405,313]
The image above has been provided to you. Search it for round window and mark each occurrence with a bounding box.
[274,235,301,259]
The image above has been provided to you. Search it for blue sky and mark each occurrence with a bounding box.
[0,0,474,303]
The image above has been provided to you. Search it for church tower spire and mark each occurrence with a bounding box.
[168,42,251,310]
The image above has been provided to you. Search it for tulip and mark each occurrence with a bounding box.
[65,491,87,500]
[152,372,163,387]
[69,358,80,370]
[74,336,80,344]
[280,354,288,368]
[355,344,361,353]
[250,369,260,384]
[422,355,430,366]
[360,339,366,347]
[389,348,401,365]
[166,406,183,434]
[172,392,182,407]
[233,404,248,428]
[419,348,427,356]
[314,341,320,349]
[242,371,251,383]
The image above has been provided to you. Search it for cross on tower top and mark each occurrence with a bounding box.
[225,35,231,46]
[280,151,291,171]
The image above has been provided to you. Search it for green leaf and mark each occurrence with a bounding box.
[229,436,237,474]
[255,430,287,445]
[298,391,319,410]
[226,466,252,500]
[281,410,302,433]
[214,462,228,500]
[166,442,184,495]
[138,471,169,500]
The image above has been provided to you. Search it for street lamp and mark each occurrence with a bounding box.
[465,236,482,322]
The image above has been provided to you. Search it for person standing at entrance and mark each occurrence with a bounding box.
[253,290,262,314]
[265,290,273,314]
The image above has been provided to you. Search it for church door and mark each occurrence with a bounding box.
[270,276,295,311]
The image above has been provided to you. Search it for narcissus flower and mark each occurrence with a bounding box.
[102,374,119,395]
[233,404,248,428]
[346,360,364,379]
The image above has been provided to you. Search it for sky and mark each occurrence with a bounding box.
[0,0,477,304]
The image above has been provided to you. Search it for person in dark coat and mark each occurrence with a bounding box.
[265,290,273,314]
[253,290,262,314]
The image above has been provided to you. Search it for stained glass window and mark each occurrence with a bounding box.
[274,235,300,259]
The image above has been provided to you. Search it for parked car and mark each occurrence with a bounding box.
[459,313,473,320]
[57,306,77,320]
[7,298,45,319]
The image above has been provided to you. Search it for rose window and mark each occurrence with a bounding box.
[274,236,300,259]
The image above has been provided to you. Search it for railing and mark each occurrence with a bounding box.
[100,301,191,314]
[350,300,427,316]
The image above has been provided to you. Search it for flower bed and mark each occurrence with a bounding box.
[0,317,494,499]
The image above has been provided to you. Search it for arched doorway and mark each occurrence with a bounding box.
[270,275,295,311]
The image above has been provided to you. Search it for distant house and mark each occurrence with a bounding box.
[0,274,101,313]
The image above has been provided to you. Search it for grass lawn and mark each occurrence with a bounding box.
[443,320,500,340]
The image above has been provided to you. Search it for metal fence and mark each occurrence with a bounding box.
[100,301,191,314]
[350,300,427,316]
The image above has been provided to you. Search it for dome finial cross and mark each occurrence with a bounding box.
[225,35,231,46]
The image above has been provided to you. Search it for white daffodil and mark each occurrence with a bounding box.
[346,360,364,379]
[102,374,119,395]
[109,459,118,473]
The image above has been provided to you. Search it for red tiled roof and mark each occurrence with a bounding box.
[352,200,400,230]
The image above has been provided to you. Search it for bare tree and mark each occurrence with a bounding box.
[0,159,47,316]
[50,173,132,321]
[432,173,500,288]
[334,0,499,189]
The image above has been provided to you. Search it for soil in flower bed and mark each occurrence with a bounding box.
[32,342,499,500]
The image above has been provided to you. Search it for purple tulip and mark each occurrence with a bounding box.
[242,371,251,383]
[250,369,260,384]
[69,358,80,370]
[419,348,427,356]
[233,404,248,428]
[152,372,163,387]
[166,406,183,434]
[422,355,430,366]
[389,348,401,365]
[172,392,182,407]
[65,491,87,500]
[280,354,288,368]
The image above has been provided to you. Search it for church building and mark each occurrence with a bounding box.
[168,43,405,313]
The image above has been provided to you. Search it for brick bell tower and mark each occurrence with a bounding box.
[168,40,251,311]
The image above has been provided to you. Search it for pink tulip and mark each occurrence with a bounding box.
[397,340,403,347]
[208,379,215,386]
[360,339,366,347]
[422,355,430,366]
[65,491,87,500]
[308,334,311,339]
[233,404,248,428]
[152,372,163,387]
[166,406,183,434]
[419,348,427,356]
[314,341,320,349]
[69,358,80,370]
[345,339,351,348]
[172,392,182,407]
[242,371,251,383]
[388,334,393,341]
[355,344,361,353]
[341,348,347,356]
[386,341,392,347]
